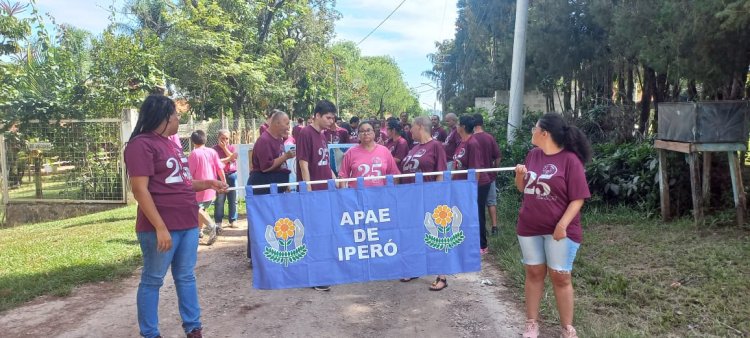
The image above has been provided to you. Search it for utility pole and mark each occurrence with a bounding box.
[507,0,529,144]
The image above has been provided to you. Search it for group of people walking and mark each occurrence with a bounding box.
[124,95,591,338]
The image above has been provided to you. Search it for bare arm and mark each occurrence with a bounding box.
[553,199,585,240]
[299,159,312,191]
[192,179,228,193]
[263,149,295,173]
[514,164,527,193]
[130,176,171,252]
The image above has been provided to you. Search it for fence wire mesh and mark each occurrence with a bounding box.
[3,119,125,201]
[176,117,264,152]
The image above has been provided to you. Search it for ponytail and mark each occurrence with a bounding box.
[538,113,592,163]
[564,126,592,163]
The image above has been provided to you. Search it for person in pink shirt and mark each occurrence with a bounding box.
[188,130,226,245]
[124,94,227,338]
[338,121,400,188]
[384,120,409,164]
[514,113,591,338]
[168,134,182,151]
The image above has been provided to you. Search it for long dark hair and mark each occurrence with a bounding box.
[130,95,177,141]
[538,113,592,163]
[387,119,405,139]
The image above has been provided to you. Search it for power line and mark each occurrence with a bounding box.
[357,0,408,46]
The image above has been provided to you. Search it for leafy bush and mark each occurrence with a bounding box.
[586,140,660,211]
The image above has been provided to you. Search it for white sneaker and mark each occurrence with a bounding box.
[561,325,578,338]
[522,319,539,338]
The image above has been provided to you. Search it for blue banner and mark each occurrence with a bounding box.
[245,171,480,289]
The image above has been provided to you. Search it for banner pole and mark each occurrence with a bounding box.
[229,167,517,191]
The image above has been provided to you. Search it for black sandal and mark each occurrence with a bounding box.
[429,277,448,291]
[400,277,418,282]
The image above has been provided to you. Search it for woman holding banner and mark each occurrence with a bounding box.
[398,116,448,287]
[337,121,400,188]
[124,94,228,338]
[514,113,591,338]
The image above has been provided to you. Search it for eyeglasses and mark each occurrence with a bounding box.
[531,126,541,133]
[359,129,375,134]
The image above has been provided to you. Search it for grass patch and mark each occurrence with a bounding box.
[7,173,81,200]
[0,205,141,312]
[489,191,750,337]
[0,196,248,313]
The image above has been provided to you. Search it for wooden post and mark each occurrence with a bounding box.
[727,151,746,225]
[688,152,704,225]
[702,152,711,210]
[33,155,42,199]
[658,149,670,221]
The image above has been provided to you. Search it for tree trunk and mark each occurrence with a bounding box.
[730,72,744,100]
[639,66,655,135]
[563,77,572,112]
[617,66,626,104]
[671,79,681,101]
[687,80,698,101]
[626,64,634,107]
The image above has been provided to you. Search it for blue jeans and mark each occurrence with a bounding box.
[214,171,238,223]
[136,228,201,338]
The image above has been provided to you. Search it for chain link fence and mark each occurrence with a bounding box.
[1,119,125,202]
[176,116,264,152]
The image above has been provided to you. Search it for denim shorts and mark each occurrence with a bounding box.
[517,235,580,272]
[486,181,497,206]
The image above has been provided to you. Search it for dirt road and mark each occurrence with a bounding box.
[0,220,532,337]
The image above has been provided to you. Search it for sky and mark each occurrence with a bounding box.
[31,0,459,112]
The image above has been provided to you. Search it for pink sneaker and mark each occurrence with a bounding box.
[561,325,578,338]
[522,319,539,338]
[480,247,489,255]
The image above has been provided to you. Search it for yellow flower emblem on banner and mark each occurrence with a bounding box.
[432,205,453,228]
[274,218,295,240]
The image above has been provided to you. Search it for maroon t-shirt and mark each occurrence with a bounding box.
[400,140,447,184]
[252,131,290,173]
[124,132,198,232]
[432,126,447,142]
[213,144,237,174]
[323,127,350,144]
[452,135,490,185]
[349,129,359,144]
[296,125,333,190]
[473,131,501,180]
[292,125,303,141]
[517,148,590,243]
[404,132,414,149]
[385,137,410,161]
[443,127,461,160]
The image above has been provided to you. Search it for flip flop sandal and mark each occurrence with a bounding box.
[429,277,448,291]
[400,277,418,282]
